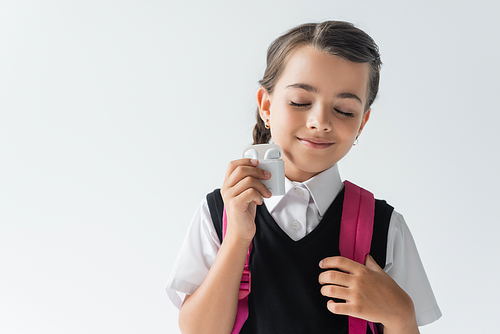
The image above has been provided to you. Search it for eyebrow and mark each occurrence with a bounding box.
[286,83,318,93]
[336,92,362,104]
[285,83,362,104]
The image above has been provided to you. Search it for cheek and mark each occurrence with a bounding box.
[337,118,363,137]
[271,108,297,131]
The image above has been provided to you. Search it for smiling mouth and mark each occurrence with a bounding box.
[298,137,334,149]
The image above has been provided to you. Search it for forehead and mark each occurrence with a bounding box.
[276,45,370,103]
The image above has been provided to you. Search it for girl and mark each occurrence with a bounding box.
[166,21,441,334]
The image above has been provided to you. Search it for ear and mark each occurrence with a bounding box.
[257,86,271,123]
[357,109,371,137]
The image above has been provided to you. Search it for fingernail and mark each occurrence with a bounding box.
[264,170,271,178]
[251,159,259,165]
[319,260,323,267]
[267,189,272,197]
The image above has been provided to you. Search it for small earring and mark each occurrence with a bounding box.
[353,136,359,146]
[265,119,270,130]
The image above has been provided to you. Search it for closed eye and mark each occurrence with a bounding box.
[289,101,310,108]
[335,108,354,118]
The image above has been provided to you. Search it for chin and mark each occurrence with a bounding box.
[283,152,337,177]
[288,162,332,178]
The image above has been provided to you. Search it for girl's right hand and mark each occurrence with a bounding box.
[220,158,272,244]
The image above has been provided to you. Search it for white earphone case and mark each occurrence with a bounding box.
[242,144,285,196]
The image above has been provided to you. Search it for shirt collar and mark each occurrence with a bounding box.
[263,164,343,217]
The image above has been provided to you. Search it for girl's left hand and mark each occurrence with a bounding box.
[318,255,419,334]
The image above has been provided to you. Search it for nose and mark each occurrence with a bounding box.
[306,105,332,132]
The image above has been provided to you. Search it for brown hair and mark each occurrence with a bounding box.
[253,21,382,144]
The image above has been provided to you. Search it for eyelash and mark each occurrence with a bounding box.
[335,108,355,118]
[290,101,354,118]
[289,101,310,108]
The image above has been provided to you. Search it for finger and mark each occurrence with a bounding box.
[223,158,259,183]
[226,166,271,189]
[326,299,359,317]
[318,269,352,286]
[229,184,269,208]
[224,163,271,190]
[319,256,362,274]
[224,174,272,201]
[231,187,265,208]
[320,284,350,300]
[364,254,383,272]
[223,163,272,200]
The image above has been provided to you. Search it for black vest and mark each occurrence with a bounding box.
[207,187,393,334]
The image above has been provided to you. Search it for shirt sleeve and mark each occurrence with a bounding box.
[384,211,442,326]
[165,198,220,309]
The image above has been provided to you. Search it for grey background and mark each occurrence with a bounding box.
[1,0,499,333]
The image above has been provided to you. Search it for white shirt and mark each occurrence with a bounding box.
[166,165,442,326]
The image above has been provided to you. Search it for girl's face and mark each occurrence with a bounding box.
[258,45,371,182]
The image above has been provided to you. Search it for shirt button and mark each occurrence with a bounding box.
[294,187,304,196]
[291,221,301,230]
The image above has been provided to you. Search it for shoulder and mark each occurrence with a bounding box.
[386,210,414,255]
[374,198,394,220]
[384,209,442,325]
[205,189,224,243]
[189,196,220,245]
[165,194,222,306]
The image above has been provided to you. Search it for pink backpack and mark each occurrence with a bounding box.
[222,181,378,334]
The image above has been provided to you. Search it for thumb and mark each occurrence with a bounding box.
[364,254,383,272]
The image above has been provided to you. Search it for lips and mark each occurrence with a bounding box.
[298,137,334,149]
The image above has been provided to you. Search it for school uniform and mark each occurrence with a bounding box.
[166,164,442,330]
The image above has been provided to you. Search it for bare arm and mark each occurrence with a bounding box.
[178,158,271,334]
[179,236,250,334]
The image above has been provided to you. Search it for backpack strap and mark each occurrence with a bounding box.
[208,183,379,334]
[206,189,223,243]
[206,189,251,334]
[340,181,378,334]
[223,209,252,333]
